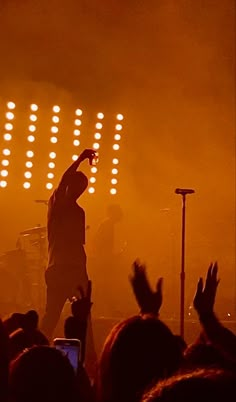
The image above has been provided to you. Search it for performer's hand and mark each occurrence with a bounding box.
[130,260,163,316]
[79,149,96,165]
[193,262,220,315]
[71,280,93,320]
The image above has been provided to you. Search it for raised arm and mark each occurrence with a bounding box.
[55,149,96,198]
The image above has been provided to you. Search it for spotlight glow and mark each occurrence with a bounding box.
[97,112,104,119]
[88,187,95,194]
[4,134,12,141]
[24,171,32,179]
[110,188,117,195]
[3,149,10,156]
[46,182,53,190]
[30,104,38,111]
[74,119,82,126]
[1,170,8,177]
[29,114,37,122]
[53,106,60,113]
[93,143,100,150]
[23,182,31,189]
[0,180,7,188]
[115,124,122,131]
[91,166,97,174]
[7,102,15,110]
[75,109,83,116]
[89,177,96,183]
[48,162,55,169]
[27,135,35,142]
[73,139,80,146]
[50,136,58,144]
[112,158,119,165]
[113,144,120,150]
[111,178,118,185]
[114,134,121,141]
[5,123,13,131]
[73,129,80,136]
[49,152,56,159]
[1,160,9,167]
[29,125,36,132]
[95,122,103,130]
[52,116,60,123]
[72,155,78,161]
[116,114,124,121]
[47,173,54,179]
[26,151,34,158]
[112,168,118,174]
[94,133,101,140]
[6,112,14,120]
[51,126,59,133]
[26,161,33,168]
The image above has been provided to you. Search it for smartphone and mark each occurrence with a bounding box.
[53,338,81,373]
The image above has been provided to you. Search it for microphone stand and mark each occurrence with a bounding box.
[175,188,195,338]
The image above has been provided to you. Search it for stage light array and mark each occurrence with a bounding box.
[0,101,16,188]
[110,114,123,195]
[88,112,104,194]
[46,106,60,190]
[0,103,124,195]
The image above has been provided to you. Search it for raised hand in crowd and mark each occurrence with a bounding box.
[71,280,93,320]
[193,263,236,364]
[130,260,163,316]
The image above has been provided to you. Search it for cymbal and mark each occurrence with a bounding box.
[20,226,47,236]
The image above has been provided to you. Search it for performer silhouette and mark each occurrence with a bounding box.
[41,149,96,337]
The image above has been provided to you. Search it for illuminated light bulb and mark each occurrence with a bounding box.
[48,162,55,169]
[89,177,96,183]
[3,149,10,156]
[6,112,14,120]
[50,136,58,144]
[27,135,35,142]
[114,134,121,141]
[110,188,117,195]
[75,109,82,116]
[49,152,56,159]
[113,144,120,150]
[95,122,103,130]
[5,123,13,131]
[73,129,80,136]
[29,114,37,122]
[52,116,59,123]
[88,187,95,194]
[26,150,34,158]
[73,139,80,146]
[115,124,122,131]
[23,182,31,189]
[29,125,36,132]
[94,133,101,140]
[26,161,33,168]
[51,126,59,134]
[116,114,124,121]
[46,182,53,190]
[1,170,8,177]
[74,119,82,126]
[72,155,78,161]
[47,172,54,179]
[93,143,100,150]
[30,104,38,111]
[4,133,12,141]
[1,160,9,167]
[7,101,15,110]
[111,178,118,185]
[91,166,97,174]
[53,105,60,113]
[24,171,32,179]
[112,168,118,175]
[0,180,7,188]
[97,112,104,119]
[112,158,119,165]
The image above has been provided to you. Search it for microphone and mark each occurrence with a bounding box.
[175,188,195,195]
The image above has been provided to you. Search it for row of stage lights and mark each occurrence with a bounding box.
[0,102,123,195]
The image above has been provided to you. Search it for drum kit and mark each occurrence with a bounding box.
[0,225,48,313]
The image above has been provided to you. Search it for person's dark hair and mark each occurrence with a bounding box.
[142,368,236,402]
[22,310,38,331]
[9,346,77,402]
[96,315,183,402]
[183,341,228,370]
